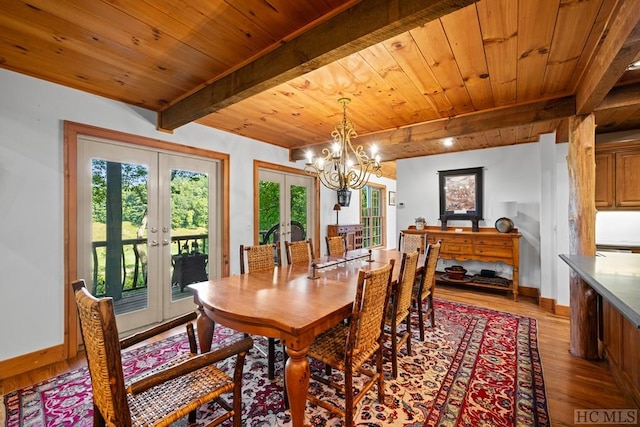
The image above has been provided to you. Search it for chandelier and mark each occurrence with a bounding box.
[305,98,382,206]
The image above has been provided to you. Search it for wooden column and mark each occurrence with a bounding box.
[566,114,599,359]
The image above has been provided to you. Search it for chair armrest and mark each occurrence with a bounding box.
[120,312,197,349]
[126,337,253,395]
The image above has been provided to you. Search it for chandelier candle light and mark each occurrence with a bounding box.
[305,98,382,206]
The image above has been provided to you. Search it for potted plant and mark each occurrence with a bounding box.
[415,217,426,230]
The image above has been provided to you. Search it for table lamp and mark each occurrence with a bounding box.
[333,203,341,225]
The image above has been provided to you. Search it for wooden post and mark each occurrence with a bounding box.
[566,114,599,360]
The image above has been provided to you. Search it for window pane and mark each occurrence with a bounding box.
[360,185,384,249]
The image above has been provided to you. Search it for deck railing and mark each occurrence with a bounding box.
[91,233,208,296]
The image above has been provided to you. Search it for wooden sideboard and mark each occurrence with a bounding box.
[407,226,521,300]
[327,224,363,251]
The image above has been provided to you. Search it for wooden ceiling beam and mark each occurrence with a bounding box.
[290,96,576,161]
[575,0,640,115]
[595,82,640,111]
[157,0,476,131]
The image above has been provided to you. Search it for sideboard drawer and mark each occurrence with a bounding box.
[475,245,513,258]
[475,237,511,248]
[442,242,473,254]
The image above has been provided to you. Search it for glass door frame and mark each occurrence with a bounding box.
[253,160,320,258]
[64,121,230,358]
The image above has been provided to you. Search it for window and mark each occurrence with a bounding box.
[361,184,384,248]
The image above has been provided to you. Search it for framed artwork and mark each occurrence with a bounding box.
[438,167,483,220]
[388,191,396,206]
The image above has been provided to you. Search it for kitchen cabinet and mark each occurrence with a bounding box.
[603,299,640,406]
[596,140,640,210]
[595,153,614,208]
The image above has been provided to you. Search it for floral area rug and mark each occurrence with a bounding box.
[2,299,549,426]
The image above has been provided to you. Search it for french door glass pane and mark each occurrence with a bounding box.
[169,169,209,302]
[91,159,149,315]
[290,184,308,241]
[259,181,281,244]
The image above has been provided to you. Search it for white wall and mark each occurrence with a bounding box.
[555,143,570,306]
[396,142,550,294]
[0,68,398,361]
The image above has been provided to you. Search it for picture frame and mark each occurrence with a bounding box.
[438,167,483,220]
[388,191,396,206]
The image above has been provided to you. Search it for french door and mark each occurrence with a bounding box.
[77,136,220,333]
[258,169,313,264]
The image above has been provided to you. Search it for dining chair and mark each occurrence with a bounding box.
[384,250,419,378]
[413,241,441,341]
[239,242,281,274]
[239,242,282,380]
[71,279,252,427]
[325,235,346,256]
[285,238,314,264]
[398,231,426,253]
[306,259,395,426]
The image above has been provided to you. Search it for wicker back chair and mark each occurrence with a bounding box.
[398,231,426,253]
[306,259,395,426]
[239,242,282,380]
[71,279,252,427]
[285,238,314,264]
[413,241,442,341]
[384,250,419,377]
[325,235,346,256]
[239,242,281,274]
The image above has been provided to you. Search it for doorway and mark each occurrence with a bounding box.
[76,135,221,333]
[258,168,314,264]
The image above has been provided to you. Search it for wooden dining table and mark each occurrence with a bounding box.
[188,248,423,427]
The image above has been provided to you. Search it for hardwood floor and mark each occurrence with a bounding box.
[2,284,637,426]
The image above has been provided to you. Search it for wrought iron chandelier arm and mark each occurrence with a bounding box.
[304,97,381,196]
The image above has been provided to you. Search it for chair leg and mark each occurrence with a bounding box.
[376,346,385,403]
[405,313,412,357]
[345,365,354,427]
[391,323,398,378]
[188,410,197,424]
[232,377,242,427]
[268,338,276,380]
[93,403,105,427]
[417,300,425,341]
[325,363,331,376]
[283,344,290,409]
[429,296,436,327]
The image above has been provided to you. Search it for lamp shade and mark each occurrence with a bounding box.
[337,188,351,207]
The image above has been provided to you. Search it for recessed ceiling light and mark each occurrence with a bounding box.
[443,138,454,147]
[628,60,640,71]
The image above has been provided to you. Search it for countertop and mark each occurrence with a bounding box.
[559,252,640,328]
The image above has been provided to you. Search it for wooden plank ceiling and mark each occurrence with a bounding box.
[2,0,640,180]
